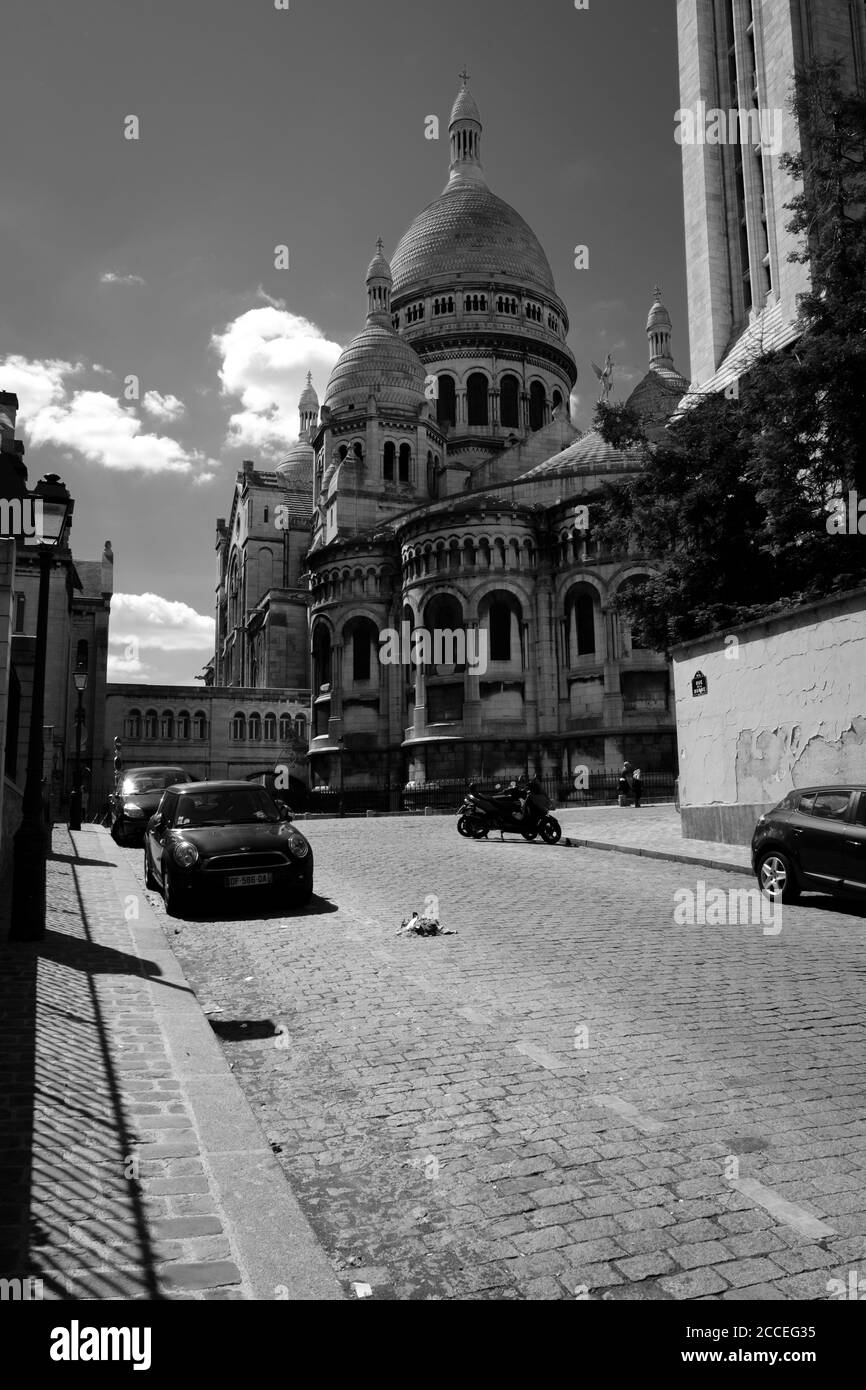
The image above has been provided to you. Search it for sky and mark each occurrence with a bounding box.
[0,0,687,684]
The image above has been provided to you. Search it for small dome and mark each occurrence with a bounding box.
[298,371,318,413]
[647,295,672,331]
[323,323,427,414]
[275,438,314,487]
[518,429,643,479]
[450,83,481,127]
[366,237,392,285]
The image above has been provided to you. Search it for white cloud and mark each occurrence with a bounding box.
[100,271,146,286]
[0,355,214,477]
[142,389,186,423]
[213,305,341,457]
[108,592,214,684]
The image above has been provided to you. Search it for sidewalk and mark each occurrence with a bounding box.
[557,804,753,876]
[0,824,343,1301]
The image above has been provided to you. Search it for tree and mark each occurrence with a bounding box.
[594,62,866,652]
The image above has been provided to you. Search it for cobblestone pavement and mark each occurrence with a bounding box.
[1,826,338,1301]
[124,816,866,1301]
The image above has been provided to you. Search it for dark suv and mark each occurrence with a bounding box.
[752,786,866,903]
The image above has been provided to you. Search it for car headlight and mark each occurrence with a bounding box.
[123,802,146,817]
[287,833,309,859]
[172,840,199,868]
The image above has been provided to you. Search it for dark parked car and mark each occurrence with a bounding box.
[752,785,866,903]
[144,780,313,917]
[111,766,194,845]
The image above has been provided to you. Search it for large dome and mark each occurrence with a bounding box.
[391,183,556,301]
[323,323,427,414]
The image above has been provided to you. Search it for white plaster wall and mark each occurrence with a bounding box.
[673,595,866,810]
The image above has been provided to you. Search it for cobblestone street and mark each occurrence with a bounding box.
[125,813,866,1302]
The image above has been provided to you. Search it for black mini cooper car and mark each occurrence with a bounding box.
[144,780,313,917]
[751,785,866,902]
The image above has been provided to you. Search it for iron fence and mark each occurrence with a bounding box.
[304,769,676,817]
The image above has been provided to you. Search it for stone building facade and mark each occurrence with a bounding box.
[103,685,311,798]
[297,82,685,794]
[677,0,866,394]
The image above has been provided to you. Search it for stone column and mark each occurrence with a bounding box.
[412,655,426,736]
[463,620,482,735]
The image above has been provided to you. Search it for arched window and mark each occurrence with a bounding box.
[193,710,208,740]
[436,375,456,428]
[263,506,269,524]
[248,712,262,742]
[177,710,190,739]
[144,709,158,739]
[231,711,246,741]
[353,625,371,682]
[552,389,563,418]
[500,374,520,428]
[263,713,276,741]
[529,381,546,431]
[125,709,141,739]
[490,601,512,662]
[576,594,595,655]
[312,624,331,691]
[383,441,395,482]
[353,441,363,460]
[279,713,292,743]
[467,373,489,426]
[293,713,308,743]
[76,638,88,671]
[398,443,411,483]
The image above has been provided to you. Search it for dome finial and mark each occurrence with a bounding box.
[647,286,674,369]
[365,239,393,327]
[447,72,485,190]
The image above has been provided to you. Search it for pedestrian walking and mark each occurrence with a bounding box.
[618,761,633,808]
[632,766,642,809]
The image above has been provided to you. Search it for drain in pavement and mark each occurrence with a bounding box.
[208,1019,281,1041]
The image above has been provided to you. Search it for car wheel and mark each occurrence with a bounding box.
[757,850,800,903]
[110,820,125,846]
[294,883,313,906]
[162,865,185,918]
[144,847,158,891]
[539,816,562,845]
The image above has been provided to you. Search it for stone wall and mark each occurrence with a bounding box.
[672,589,866,844]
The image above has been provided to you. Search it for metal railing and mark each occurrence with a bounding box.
[304,770,676,817]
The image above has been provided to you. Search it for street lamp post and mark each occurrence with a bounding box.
[69,667,88,832]
[10,475,74,941]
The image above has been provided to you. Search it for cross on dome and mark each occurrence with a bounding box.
[459,66,470,85]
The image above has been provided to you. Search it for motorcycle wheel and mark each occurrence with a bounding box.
[539,816,562,845]
[521,828,538,841]
[457,815,474,838]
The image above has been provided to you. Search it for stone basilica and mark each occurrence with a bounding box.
[214,79,688,795]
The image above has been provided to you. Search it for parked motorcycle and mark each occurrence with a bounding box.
[457,780,562,845]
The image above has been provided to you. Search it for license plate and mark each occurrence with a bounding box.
[226,872,272,888]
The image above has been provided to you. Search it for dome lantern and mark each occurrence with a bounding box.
[447,70,485,190]
[366,238,393,327]
[298,372,319,439]
[647,286,675,370]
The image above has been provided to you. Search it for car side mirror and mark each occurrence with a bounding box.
[276,801,292,821]
[148,813,163,831]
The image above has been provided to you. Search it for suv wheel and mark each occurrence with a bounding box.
[757,850,800,904]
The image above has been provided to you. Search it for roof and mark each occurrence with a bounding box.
[323,322,427,413]
[517,428,644,479]
[390,182,556,299]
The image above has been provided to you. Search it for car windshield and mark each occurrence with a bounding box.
[173,788,280,828]
[123,771,187,795]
